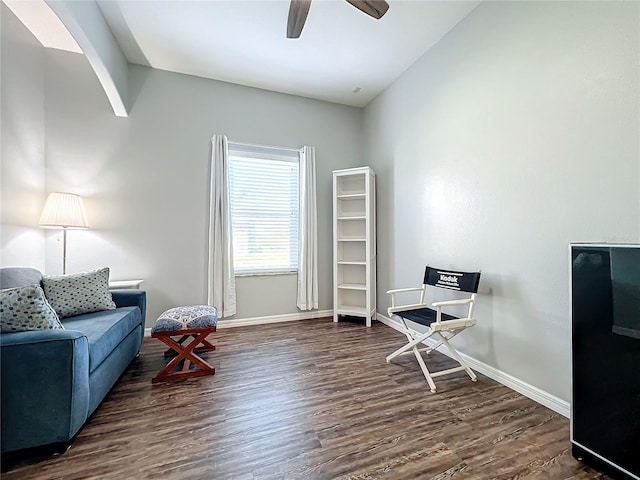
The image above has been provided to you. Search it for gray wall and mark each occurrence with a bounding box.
[43,52,363,325]
[363,0,640,401]
[0,5,46,270]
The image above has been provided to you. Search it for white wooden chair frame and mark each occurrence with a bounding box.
[386,267,480,392]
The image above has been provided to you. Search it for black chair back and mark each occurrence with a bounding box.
[423,266,481,293]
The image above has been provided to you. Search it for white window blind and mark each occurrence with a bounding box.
[229,144,300,275]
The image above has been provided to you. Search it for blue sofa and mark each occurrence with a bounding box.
[0,267,146,454]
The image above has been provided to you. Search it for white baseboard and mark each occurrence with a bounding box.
[376,313,570,418]
[144,309,332,335]
[216,309,333,328]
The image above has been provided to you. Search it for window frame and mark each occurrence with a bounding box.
[228,142,301,277]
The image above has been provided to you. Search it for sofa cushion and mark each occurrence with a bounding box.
[62,307,141,373]
[0,267,43,289]
[0,285,64,333]
[42,267,116,318]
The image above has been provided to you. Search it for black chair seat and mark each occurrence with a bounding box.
[396,307,458,327]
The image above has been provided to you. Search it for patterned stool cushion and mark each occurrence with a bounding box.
[152,305,218,334]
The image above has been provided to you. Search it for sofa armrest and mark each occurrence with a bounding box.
[0,330,90,452]
[111,290,146,325]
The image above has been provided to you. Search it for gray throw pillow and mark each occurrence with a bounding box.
[42,267,116,318]
[0,285,64,332]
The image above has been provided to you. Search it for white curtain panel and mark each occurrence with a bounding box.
[207,134,236,317]
[297,145,319,310]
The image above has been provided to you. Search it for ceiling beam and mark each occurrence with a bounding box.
[46,0,129,117]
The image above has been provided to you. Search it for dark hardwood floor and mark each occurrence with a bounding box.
[3,318,610,480]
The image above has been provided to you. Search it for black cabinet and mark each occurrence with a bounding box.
[571,244,640,480]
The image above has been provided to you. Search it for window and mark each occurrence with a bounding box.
[228,143,300,275]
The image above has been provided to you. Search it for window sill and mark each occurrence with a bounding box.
[235,270,298,278]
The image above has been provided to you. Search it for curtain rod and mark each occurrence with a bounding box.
[228,140,303,154]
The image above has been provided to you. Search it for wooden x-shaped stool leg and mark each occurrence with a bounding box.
[163,334,215,358]
[151,327,216,384]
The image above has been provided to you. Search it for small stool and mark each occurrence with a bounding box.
[151,305,218,384]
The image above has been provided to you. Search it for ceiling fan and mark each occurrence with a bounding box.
[287,0,390,39]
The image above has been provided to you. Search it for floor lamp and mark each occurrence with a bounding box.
[39,192,89,274]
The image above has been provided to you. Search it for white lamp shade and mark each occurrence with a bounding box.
[39,192,89,229]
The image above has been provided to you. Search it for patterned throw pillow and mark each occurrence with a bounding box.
[42,267,116,319]
[0,285,64,333]
[151,305,218,334]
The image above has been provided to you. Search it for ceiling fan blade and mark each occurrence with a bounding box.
[344,0,389,20]
[287,0,312,39]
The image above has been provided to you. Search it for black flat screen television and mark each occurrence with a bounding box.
[571,244,640,480]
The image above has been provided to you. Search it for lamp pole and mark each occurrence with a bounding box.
[62,227,68,274]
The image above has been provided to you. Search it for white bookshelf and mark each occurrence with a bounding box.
[333,167,376,327]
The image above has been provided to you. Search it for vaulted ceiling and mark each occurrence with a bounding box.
[6,0,480,107]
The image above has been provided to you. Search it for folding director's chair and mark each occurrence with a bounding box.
[386,266,481,392]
